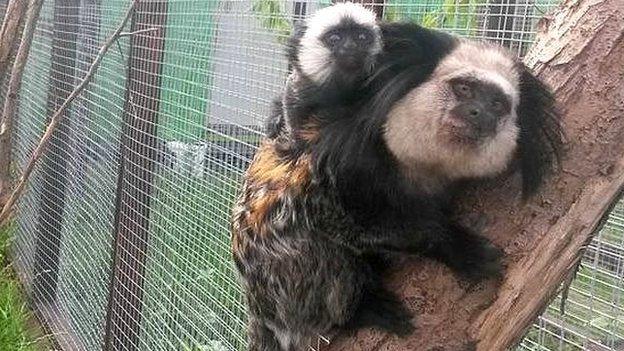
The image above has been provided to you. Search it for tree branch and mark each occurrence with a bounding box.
[0,0,143,225]
[0,0,27,81]
[474,0,624,347]
[118,26,160,37]
[0,0,41,209]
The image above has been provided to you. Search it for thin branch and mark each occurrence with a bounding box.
[118,26,160,37]
[0,0,141,225]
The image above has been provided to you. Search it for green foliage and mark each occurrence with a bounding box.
[439,0,478,32]
[252,0,293,43]
[382,5,405,22]
[0,223,41,351]
[383,0,479,34]
[138,170,247,349]
[0,223,12,265]
[421,11,441,28]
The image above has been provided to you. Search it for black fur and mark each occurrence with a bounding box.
[265,99,285,139]
[515,64,564,198]
[365,22,458,121]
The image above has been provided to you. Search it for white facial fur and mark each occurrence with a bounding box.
[383,41,521,193]
[298,2,382,83]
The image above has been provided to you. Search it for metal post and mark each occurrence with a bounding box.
[32,0,80,304]
[103,1,168,350]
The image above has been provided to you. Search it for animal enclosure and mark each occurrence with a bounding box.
[1,0,623,350]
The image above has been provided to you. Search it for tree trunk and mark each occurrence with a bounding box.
[0,0,42,209]
[0,0,27,81]
[325,0,624,350]
[0,0,28,208]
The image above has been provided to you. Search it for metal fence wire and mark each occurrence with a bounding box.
[2,0,624,350]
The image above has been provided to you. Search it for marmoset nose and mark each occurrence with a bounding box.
[469,107,480,118]
[341,38,357,51]
[453,103,482,121]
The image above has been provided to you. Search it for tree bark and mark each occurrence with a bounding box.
[0,0,27,82]
[0,0,43,209]
[0,0,28,208]
[324,0,624,350]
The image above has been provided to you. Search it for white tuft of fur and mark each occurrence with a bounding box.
[435,40,520,105]
[383,41,521,193]
[298,2,381,83]
[305,2,377,39]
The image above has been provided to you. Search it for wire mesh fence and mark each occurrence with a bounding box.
[1,0,623,350]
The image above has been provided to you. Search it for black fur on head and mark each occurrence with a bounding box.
[365,22,458,118]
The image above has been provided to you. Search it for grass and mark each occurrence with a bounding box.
[0,223,41,351]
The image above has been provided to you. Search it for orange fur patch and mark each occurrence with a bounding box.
[247,190,280,233]
[247,143,291,185]
[242,141,312,237]
[248,141,312,188]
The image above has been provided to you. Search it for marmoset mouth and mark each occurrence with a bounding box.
[441,115,482,146]
[336,55,366,70]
